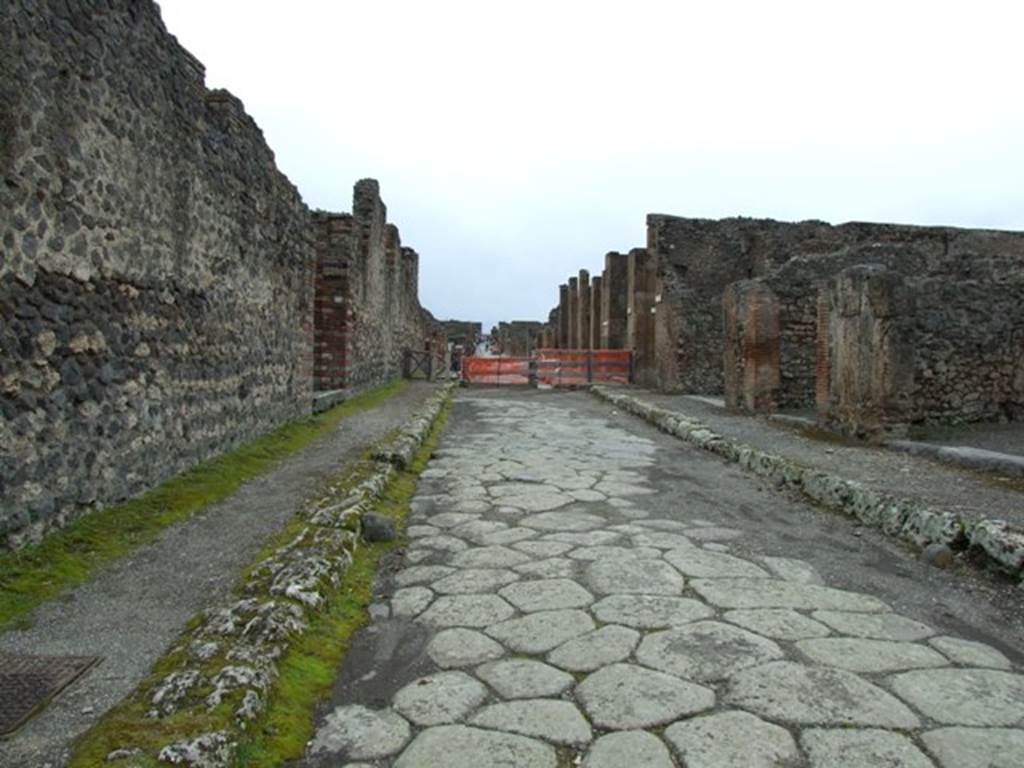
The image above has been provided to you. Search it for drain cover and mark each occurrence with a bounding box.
[0,653,100,738]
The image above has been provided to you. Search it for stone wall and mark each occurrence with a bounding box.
[440,319,482,351]
[0,0,315,547]
[493,320,543,356]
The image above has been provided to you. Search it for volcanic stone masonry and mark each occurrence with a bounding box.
[539,217,1024,436]
[0,0,442,549]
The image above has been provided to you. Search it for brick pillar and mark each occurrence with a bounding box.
[601,252,628,349]
[815,286,831,425]
[577,270,591,350]
[590,275,603,349]
[568,277,579,349]
[627,248,656,386]
[722,280,781,413]
[826,265,915,439]
[558,285,570,349]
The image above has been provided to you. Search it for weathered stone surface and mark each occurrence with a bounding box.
[576,663,715,729]
[927,636,1013,669]
[585,558,684,595]
[429,513,482,529]
[394,565,456,587]
[362,513,398,542]
[427,628,506,668]
[582,731,674,768]
[801,728,935,768]
[591,594,714,628]
[811,610,934,641]
[470,699,592,746]
[692,578,888,612]
[796,638,948,672]
[546,531,623,547]
[499,579,594,612]
[451,546,532,569]
[727,661,920,728]
[514,540,573,558]
[475,659,573,699]
[486,609,596,654]
[630,532,696,550]
[480,527,538,546]
[888,669,1024,726]
[310,705,411,759]
[760,556,823,584]
[664,710,799,768]
[567,545,662,560]
[723,608,831,640]
[547,625,640,672]
[513,558,578,579]
[418,594,516,628]
[663,548,769,578]
[393,725,556,768]
[637,621,784,682]
[410,535,470,553]
[390,587,434,618]
[684,526,744,541]
[393,672,488,726]
[431,568,521,595]
[922,727,1024,768]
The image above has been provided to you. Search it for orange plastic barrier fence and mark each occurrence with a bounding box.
[534,349,631,386]
[461,356,531,385]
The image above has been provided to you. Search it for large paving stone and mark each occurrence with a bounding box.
[727,661,920,728]
[480,527,538,546]
[637,621,784,682]
[927,636,1013,669]
[490,482,565,499]
[391,586,434,618]
[514,540,573,558]
[663,548,769,578]
[546,531,623,547]
[431,568,521,594]
[664,710,799,767]
[594,480,654,497]
[591,594,714,628]
[547,625,640,672]
[585,558,684,595]
[684,526,744,541]
[796,638,948,672]
[637,519,692,532]
[451,545,532,569]
[394,565,455,587]
[450,520,510,543]
[501,490,574,512]
[630,532,696,550]
[576,663,715,729]
[470,699,592,747]
[310,704,411,759]
[499,578,594,612]
[811,610,934,641]
[429,512,482,529]
[692,578,889,612]
[922,727,1024,768]
[486,609,596,654]
[582,731,674,768]
[475,658,573,699]
[419,594,516,628]
[723,608,831,640]
[393,671,488,726]
[760,556,823,584]
[513,557,578,579]
[393,725,556,768]
[567,545,662,560]
[801,728,934,767]
[428,628,506,668]
[888,668,1024,726]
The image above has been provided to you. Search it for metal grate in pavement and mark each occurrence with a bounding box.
[0,652,100,739]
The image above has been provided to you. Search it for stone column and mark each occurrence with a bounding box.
[826,264,915,439]
[722,280,781,413]
[558,284,570,349]
[627,248,656,385]
[577,270,591,350]
[815,286,831,425]
[601,252,628,349]
[590,275,603,350]
[568,277,579,349]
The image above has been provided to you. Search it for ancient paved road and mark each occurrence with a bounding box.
[299,389,1024,768]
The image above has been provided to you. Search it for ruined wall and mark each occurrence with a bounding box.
[494,321,543,356]
[440,319,482,350]
[600,252,628,349]
[0,0,314,547]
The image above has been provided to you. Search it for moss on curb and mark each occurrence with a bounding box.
[0,379,410,631]
[68,392,452,768]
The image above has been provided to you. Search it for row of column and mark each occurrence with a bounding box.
[544,251,640,351]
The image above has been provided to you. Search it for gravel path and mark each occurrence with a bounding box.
[294,389,1024,767]
[0,382,442,768]
[642,391,1024,527]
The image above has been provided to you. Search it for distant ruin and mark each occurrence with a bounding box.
[0,0,442,548]
[540,216,1024,438]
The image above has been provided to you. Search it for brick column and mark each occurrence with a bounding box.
[722,280,781,413]
[590,275,603,350]
[558,285,570,349]
[568,277,579,349]
[577,270,591,350]
[601,251,628,349]
[627,248,656,385]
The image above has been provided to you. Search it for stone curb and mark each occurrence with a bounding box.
[109,383,456,767]
[591,386,1024,580]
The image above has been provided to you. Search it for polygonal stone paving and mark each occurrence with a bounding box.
[664,710,799,768]
[498,578,594,612]
[811,610,934,641]
[576,663,715,729]
[474,658,573,699]
[427,628,505,668]
[393,671,488,726]
[636,621,784,682]
[585,558,684,595]
[582,731,674,768]
[663,547,770,578]
[927,636,1013,669]
[309,704,411,759]
[922,727,1024,768]
[692,577,889,611]
[430,568,520,595]
[800,728,935,768]
[723,608,832,640]
[394,725,556,768]
[547,625,640,672]
[417,594,515,628]
[591,594,714,628]
[887,668,1024,726]
[485,609,596,654]
[795,638,948,672]
[470,699,592,746]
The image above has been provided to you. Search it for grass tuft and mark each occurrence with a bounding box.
[0,379,410,631]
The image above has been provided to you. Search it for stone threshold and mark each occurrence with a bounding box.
[591,387,1024,581]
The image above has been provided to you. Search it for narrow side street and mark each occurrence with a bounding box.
[294,389,1024,767]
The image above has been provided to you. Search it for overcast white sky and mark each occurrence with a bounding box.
[159,0,1024,331]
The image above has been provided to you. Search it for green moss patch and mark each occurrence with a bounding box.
[0,379,410,630]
